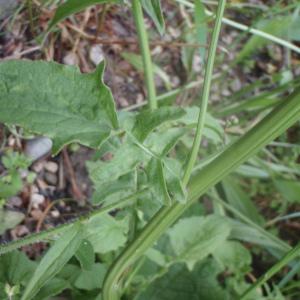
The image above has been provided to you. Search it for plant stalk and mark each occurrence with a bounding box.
[132,0,157,110]
[102,85,300,299]
[182,0,226,185]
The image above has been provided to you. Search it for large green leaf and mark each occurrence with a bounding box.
[21,223,84,300]
[167,215,231,270]
[48,0,119,30]
[141,0,165,35]
[85,213,129,253]
[0,60,118,154]
[135,259,228,300]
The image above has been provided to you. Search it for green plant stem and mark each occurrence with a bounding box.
[132,0,157,110]
[0,190,147,256]
[182,0,226,186]
[240,243,300,299]
[102,86,300,300]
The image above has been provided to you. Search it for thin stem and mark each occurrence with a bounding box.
[240,243,300,299]
[0,190,147,256]
[182,0,226,185]
[102,87,300,299]
[132,0,157,110]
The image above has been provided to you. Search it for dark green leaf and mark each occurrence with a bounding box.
[48,0,119,30]
[75,240,95,271]
[141,0,165,35]
[0,60,118,154]
[0,251,36,285]
[21,223,84,300]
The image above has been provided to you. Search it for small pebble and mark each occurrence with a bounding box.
[8,196,22,207]
[89,44,104,66]
[44,161,58,173]
[44,172,57,186]
[25,137,52,161]
[31,193,45,209]
[51,210,60,218]
[30,209,43,220]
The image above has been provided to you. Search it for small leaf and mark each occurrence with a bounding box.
[0,251,36,284]
[168,215,231,270]
[122,52,171,89]
[141,0,165,35]
[33,278,69,300]
[0,172,23,199]
[274,179,300,203]
[222,176,264,225]
[75,240,95,271]
[74,263,107,291]
[0,209,25,235]
[145,127,188,156]
[146,157,171,206]
[48,0,119,30]
[21,223,84,300]
[194,0,207,61]
[87,141,145,185]
[213,241,252,273]
[0,60,118,154]
[164,158,187,203]
[132,107,186,142]
[86,213,129,253]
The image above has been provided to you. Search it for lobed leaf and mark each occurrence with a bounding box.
[0,60,118,154]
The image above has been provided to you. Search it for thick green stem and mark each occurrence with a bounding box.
[0,190,147,256]
[102,87,300,299]
[240,243,300,299]
[132,0,157,110]
[182,0,227,185]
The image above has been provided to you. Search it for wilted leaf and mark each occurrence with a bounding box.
[0,60,118,154]
[168,215,231,270]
